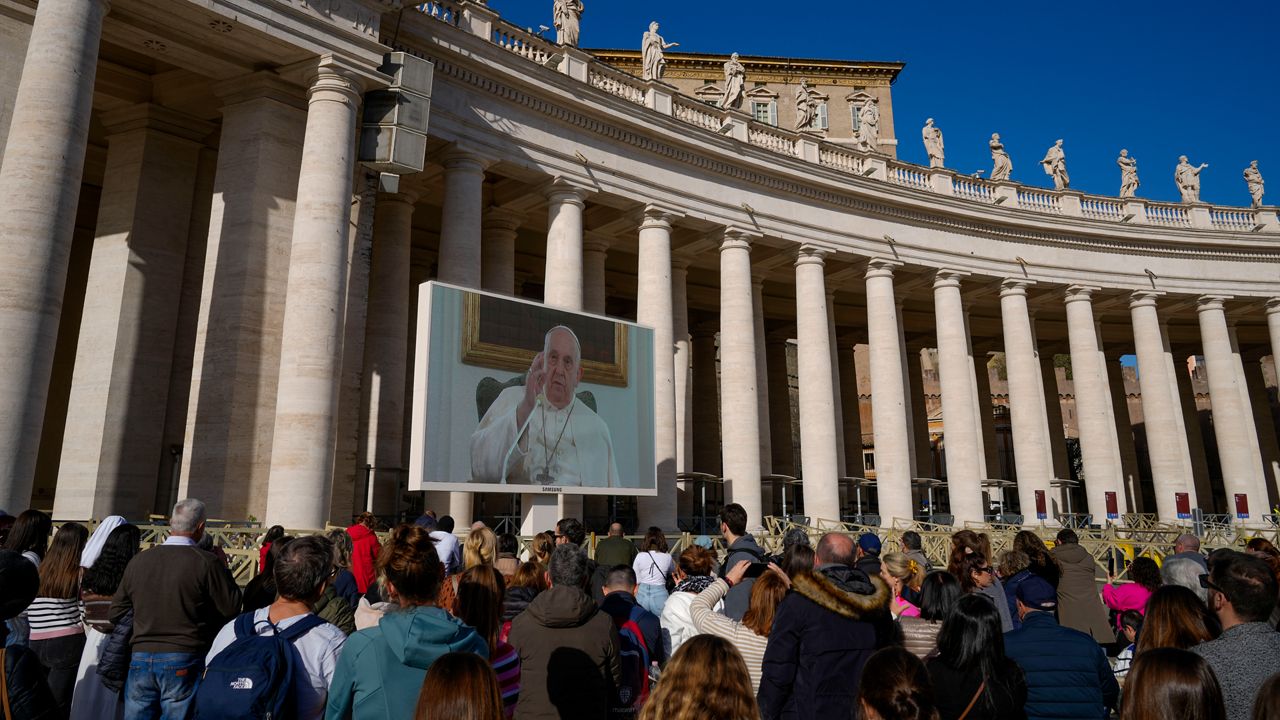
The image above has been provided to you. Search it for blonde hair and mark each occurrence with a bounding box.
[463,527,497,570]
[637,636,758,720]
[881,551,925,591]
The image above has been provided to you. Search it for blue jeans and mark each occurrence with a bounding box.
[123,652,203,720]
[636,583,669,617]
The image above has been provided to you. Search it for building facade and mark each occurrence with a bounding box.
[2,0,1279,532]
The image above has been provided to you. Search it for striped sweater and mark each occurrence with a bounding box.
[491,640,521,718]
[27,597,84,640]
[689,578,769,692]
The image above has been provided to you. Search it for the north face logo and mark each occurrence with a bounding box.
[229,678,254,691]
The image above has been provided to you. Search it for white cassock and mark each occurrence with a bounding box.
[470,385,620,487]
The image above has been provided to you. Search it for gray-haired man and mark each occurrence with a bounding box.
[470,325,619,487]
[111,498,241,719]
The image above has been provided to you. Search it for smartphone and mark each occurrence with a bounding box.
[743,562,769,579]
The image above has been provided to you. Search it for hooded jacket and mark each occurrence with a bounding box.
[721,535,768,620]
[508,584,621,720]
[758,564,895,720]
[323,605,488,720]
[346,525,381,595]
[1051,543,1112,641]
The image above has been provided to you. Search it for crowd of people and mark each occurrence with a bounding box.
[2,502,1280,719]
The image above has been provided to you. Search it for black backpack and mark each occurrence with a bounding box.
[194,612,325,720]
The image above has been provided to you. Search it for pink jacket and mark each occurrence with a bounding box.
[1102,582,1152,628]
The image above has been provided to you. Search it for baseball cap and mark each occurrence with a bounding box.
[1016,575,1058,611]
[858,533,882,555]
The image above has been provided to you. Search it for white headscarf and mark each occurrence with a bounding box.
[81,516,127,569]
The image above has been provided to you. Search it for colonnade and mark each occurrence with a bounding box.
[3,0,1279,533]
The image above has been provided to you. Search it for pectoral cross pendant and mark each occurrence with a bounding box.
[536,471,555,485]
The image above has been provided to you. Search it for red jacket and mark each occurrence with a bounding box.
[347,524,381,594]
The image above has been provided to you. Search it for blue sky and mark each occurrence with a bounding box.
[493,1,1278,207]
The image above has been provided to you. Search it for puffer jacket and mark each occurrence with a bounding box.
[346,524,381,594]
[324,605,488,720]
[757,564,895,720]
[2,641,58,719]
[898,615,942,660]
[314,587,355,635]
[96,608,133,693]
[1003,611,1119,720]
[507,584,621,720]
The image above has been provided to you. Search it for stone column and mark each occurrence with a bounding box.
[865,259,913,523]
[719,229,763,528]
[1174,348,1216,511]
[583,239,609,315]
[1129,292,1194,520]
[907,349,932,480]
[51,106,207,520]
[1063,286,1127,522]
[481,208,521,294]
[794,247,840,522]
[358,192,417,516]
[827,292,846,473]
[839,341,865,477]
[673,262,693,520]
[437,149,487,288]
[1106,354,1143,514]
[0,0,109,507]
[1229,325,1269,506]
[767,332,796,477]
[1039,350,1071,482]
[543,180,589,309]
[265,61,365,529]
[636,206,679,530]
[1242,356,1280,507]
[1197,297,1269,519]
[1268,300,1280,383]
[932,270,985,524]
[1000,280,1056,522]
[973,351,1001,478]
[691,325,721,476]
[179,75,308,520]
[752,277,773,475]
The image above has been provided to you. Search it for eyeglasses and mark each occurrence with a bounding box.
[977,566,994,575]
[1199,573,1221,592]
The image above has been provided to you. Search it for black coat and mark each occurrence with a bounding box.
[757,564,895,720]
[96,608,133,693]
[3,643,58,719]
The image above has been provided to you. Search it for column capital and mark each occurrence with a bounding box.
[751,274,767,291]
[481,205,523,231]
[1197,295,1233,313]
[864,257,902,279]
[1266,298,1280,315]
[1129,290,1165,309]
[544,176,592,205]
[279,53,381,100]
[641,203,683,230]
[1064,285,1101,303]
[583,237,611,254]
[441,145,495,173]
[795,244,829,267]
[672,257,691,272]
[377,189,420,206]
[1000,278,1035,297]
[720,226,760,252]
[932,268,969,289]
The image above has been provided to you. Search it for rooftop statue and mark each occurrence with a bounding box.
[1040,139,1069,190]
[1117,149,1139,198]
[641,22,678,81]
[1175,155,1209,204]
[857,98,880,151]
[922,118,944,168]
[1245,161,1265,208]
[795,79,819,131]
[989,133,1012,181]
[552,0,583,47]
[722,53,745,110]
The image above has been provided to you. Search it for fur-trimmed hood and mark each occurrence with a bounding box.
[791,564,891,620]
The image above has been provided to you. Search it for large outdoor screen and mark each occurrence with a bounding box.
[409,282,657,496]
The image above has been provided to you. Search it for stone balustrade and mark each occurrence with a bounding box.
[409,1,1277,233]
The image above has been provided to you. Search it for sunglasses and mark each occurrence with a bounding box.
[977,566,993,575]
[1199,574,1221,593]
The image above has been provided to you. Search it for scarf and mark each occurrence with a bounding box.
[675,575,716,595]
[81,516,127,568]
